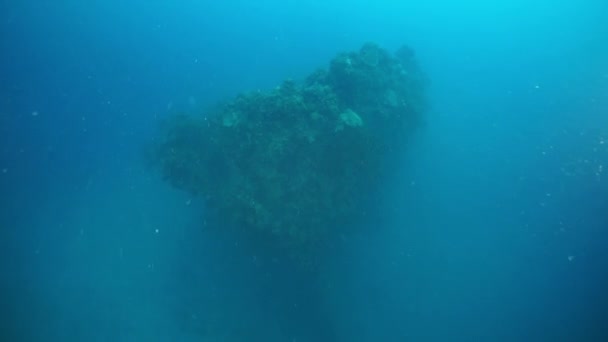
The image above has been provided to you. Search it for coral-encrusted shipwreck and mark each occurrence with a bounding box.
[150,43,427,263]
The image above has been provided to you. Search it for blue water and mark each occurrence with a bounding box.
[1,1,607,341]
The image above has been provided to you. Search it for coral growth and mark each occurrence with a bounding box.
[149,43,427,263]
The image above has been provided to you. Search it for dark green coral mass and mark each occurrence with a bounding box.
[150,43,427,261]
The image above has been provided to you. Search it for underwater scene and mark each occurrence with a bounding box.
[1,1,607,341]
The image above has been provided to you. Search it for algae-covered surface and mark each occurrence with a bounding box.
[150,43,427,261]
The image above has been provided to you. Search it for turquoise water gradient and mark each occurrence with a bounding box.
[1,1,607,341]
